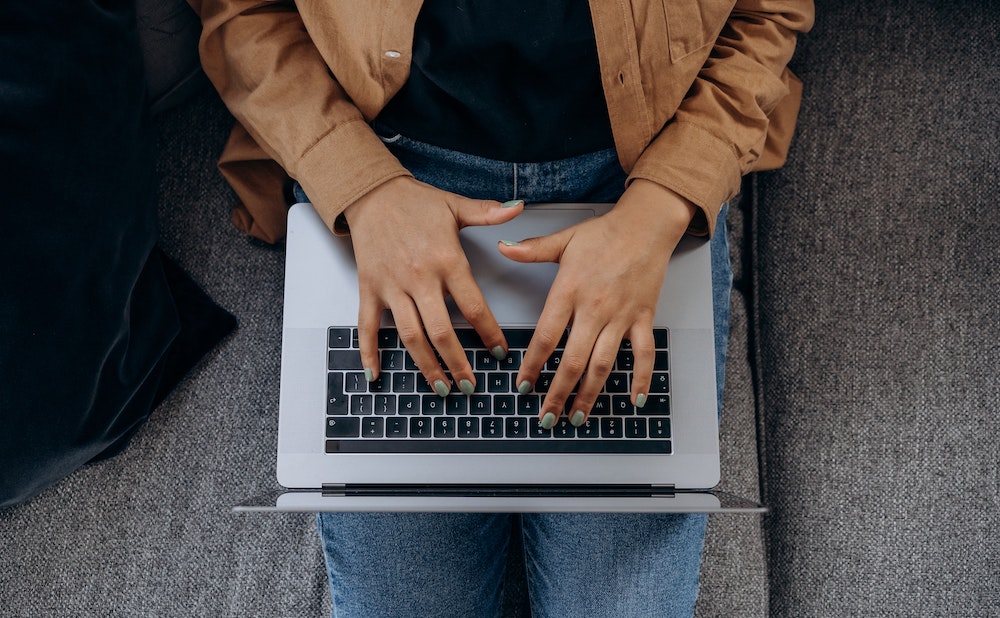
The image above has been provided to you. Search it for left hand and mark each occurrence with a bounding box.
[498,179,697,429]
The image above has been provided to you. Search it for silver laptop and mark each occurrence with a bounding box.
[239,201,762,513]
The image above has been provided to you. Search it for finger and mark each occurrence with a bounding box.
[627,321,656,409]
[569,326,624,424]
[389,296,452,397]
[411,293,476,396]
[516,292,574,407]
[497,227,573,265]
[356,293,385,382]
[539,319,600,427]
[445,266,507,363]
[451,197,523,229]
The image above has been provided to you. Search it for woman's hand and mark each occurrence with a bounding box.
[499,179,697,428]
[343,176,523,396]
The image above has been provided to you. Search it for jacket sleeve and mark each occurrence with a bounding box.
[629,1,815,236]
[190,0,411,233]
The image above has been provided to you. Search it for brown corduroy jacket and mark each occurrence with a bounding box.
[190,0,814,242]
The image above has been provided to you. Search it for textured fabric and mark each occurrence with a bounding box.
[0,0,176,507]
[189,0,813,242]
[754,1,1000,616]
[377,0,614,162]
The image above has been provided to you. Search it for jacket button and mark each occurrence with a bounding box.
[384,50,401,59]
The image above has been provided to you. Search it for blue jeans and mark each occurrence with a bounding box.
[308,128,733,618]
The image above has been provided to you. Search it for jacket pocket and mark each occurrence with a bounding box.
[662,0,735,62]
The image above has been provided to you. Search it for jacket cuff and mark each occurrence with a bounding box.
[292,119,412,235]
[626,121,742,237]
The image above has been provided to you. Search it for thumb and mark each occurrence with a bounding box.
[452,197,524,229]
[497,227,572,264]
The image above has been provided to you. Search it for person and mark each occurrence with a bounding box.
[192,0,813,614]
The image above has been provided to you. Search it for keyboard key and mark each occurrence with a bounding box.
[455,328,483,348]
[529,418,552,438]
[434,417,456,438]
[326,417,360,438]
[398,395,420,415]
[649,417,671,438]
[326,439,673,454]
[493,395,516,415]
[410,417,432,438]
[654,351,669,370]
[503,329,534,349]
[650,372,670,393]
[378,328,398,348]
[416,378,434,393]
[625,418,647,438]
[344,372,367,393]
[327,393,348,415]
[457,417,479,438]
[545,351,562,371]
[637,395,670,415]
[392,372,415,393]
[605,373,629,393]
[373,395,395,415]
[361,417,384,438]
[381,350,404,371]
[487,373,510,393]
[516,395,541,416]
[612,396,634,416]
[472,372,487,393]
[505,417,528,438]
[535,373,555,393]
[350,394,372,415]
[370,374,392,393]
[470,395,492,415]
[600,417,623,438]
[421,396,444,415]
[616,350,634,371]
[328,349,364,370]
[386,417,407,438]
[482,418,503,438]
[445,396,468,415]
[499,351,521,372]
[576,420,599,438]
[590,395,612,416]
[652,329,668,349]
[552,418,576,438]
[328,328,352,349]
[475,351,498,371]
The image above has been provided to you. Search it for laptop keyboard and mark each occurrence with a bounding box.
[325,327,671,454]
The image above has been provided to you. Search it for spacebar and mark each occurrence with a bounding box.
[326,440,672,454]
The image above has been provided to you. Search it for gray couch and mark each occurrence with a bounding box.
[2,1,996,616]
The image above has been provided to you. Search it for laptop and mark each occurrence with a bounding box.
[238,201,763,513]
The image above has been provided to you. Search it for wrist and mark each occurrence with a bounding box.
[616,179,698,242]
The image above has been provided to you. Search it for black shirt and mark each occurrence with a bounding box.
[376,0,615,163]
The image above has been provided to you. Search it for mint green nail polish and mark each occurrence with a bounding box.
[434,380,450,398]
[491,345,506,360]
[517,380,532,395]
[540,412,557,430]
[459,379,475,395]
[501,199,524,208]
[499,239,520,247]
[636,393,647,408]
[570,410,586,427]
[364,368,375,382]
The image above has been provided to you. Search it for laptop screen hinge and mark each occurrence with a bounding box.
[322,484,675,498]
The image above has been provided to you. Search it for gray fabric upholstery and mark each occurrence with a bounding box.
[3,0,996,615]
[755,1,999,616]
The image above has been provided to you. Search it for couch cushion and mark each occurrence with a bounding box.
[754,1,999,615]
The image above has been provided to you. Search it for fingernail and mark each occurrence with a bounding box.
[636,393,647,408]
[491,345,507,360]
[364,368,375,382]
[459,379,475,395]
[570,410,586,427]
[540,412,557,430]
[499,239,520,247]
[434,380,450,398]
[517,380,532,395]
[501,200,524,208]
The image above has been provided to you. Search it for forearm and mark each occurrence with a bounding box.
[192,0,410,231]
[630,0,815,236]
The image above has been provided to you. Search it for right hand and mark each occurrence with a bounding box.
[343,176,524,395]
